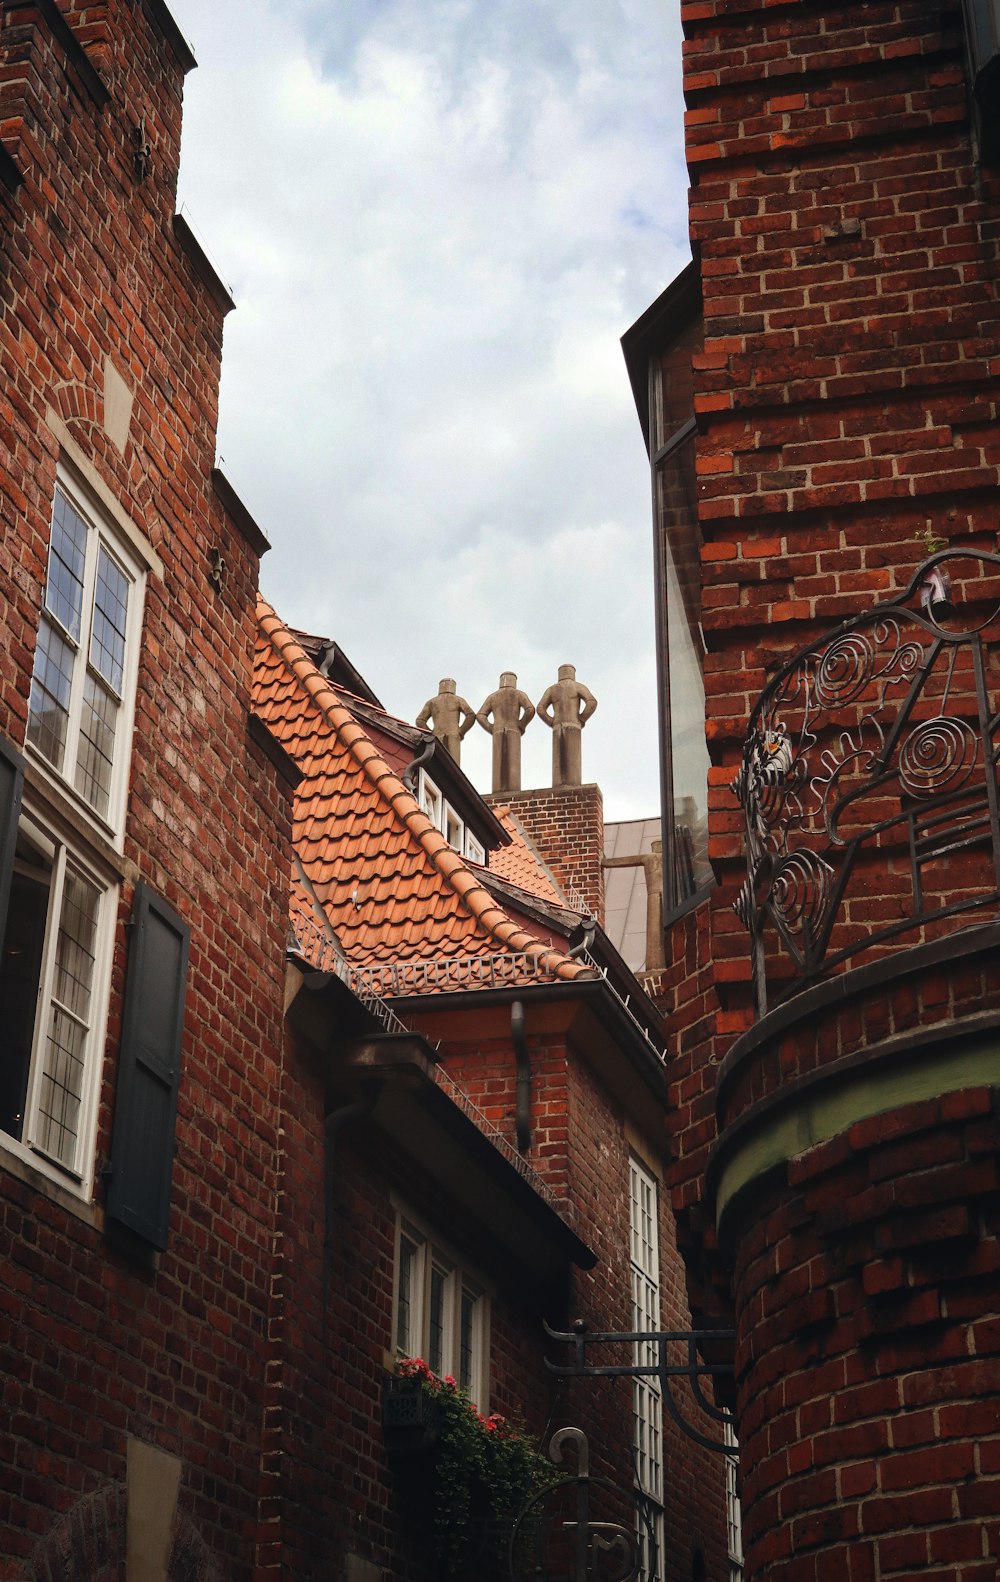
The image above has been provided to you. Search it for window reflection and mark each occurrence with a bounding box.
[651,320,712,913]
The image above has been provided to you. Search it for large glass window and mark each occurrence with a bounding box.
[27,478,143,835]
[650,321,713,915]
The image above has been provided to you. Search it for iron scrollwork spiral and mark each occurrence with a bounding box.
[812,630,876,708]
[770,849,834,945]
[898,716,978,799]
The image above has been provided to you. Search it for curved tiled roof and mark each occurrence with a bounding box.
[255,599,590,986]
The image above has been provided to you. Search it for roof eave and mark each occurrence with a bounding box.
[621,258,702,453]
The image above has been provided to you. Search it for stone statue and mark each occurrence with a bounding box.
[415,678,476,763]
[602,839,664,971]
[476,672,535,793]
[536,664,597,788]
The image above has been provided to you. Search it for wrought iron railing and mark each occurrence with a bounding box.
[732,550,1000,1014]
[288,905,411,1035]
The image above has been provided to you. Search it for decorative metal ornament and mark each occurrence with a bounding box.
[208,547,227,592]
[731,550,1000,1014]
[133,119,152,181]
[509,1427,645,1582]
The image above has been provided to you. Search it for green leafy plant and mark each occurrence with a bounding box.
[390,1357,557,1578]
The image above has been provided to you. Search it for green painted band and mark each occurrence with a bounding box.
[715,1039,1000,1235]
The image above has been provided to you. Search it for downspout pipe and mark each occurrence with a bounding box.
[323,1079,381,1315]
[512,999,531,1155]
[403,739,436,793]
[569,920,597,959]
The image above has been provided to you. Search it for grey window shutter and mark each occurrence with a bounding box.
[0,736,26,939]
[106,882,190,1250]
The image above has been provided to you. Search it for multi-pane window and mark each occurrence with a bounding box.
[0,810,114,1184]
[417,770,488,866]
[725,1421,744,1582]
[630,1158,664,1582]
[0,476,146,1195]
[394,1213,489,1407]
[27,480,142,834]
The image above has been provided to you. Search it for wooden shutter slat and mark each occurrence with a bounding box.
[106,881,189,1250]
[0,735,26,943]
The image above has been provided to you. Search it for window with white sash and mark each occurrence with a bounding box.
[393,1210,489,1409]
[725,1420,744,1582]
[630,1157,664,1582]
[0,807,115,1188]
[27,477,144,837]
[0,475,146,1197]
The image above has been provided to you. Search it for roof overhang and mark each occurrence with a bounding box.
[621,258,701,454]
[392,975,669,1124]
[286,970,595,1289]
[336,1035,596,1287]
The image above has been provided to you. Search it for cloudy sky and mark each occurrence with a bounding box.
[167,0,691,819]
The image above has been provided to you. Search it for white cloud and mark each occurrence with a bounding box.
[169,0,689,820]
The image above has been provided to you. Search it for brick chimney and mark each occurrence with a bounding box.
[489,784,605,926]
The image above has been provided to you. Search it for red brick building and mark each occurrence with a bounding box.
[626,2,1000,1578]
[0,0,290,1575]
[253,604,728,1580]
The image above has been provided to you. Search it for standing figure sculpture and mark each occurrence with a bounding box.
[416,678,476,764]
[537,664,598,788]
[477,673,535,793]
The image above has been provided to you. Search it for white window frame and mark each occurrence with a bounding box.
[445,804,464,851]
[26,469,145,844]
[725,1420,744,1582]
[1,801,116,1198]
[417,770,488,866]
[630,1156,664,1582]
[417,769,444,833]
[391,1205,490,1409]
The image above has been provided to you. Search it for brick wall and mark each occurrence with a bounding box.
[491,784,606,924]
[268,1017,594,1580]
[731,1087,1000,1580]
[0,4,289,1574]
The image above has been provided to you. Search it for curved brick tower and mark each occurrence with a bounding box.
[629,2,1000,1577]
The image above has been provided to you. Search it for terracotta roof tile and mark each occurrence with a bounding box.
[487,805,569,907]
[254,599,590,989]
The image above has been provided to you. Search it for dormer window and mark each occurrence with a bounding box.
[417,770,486,864]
